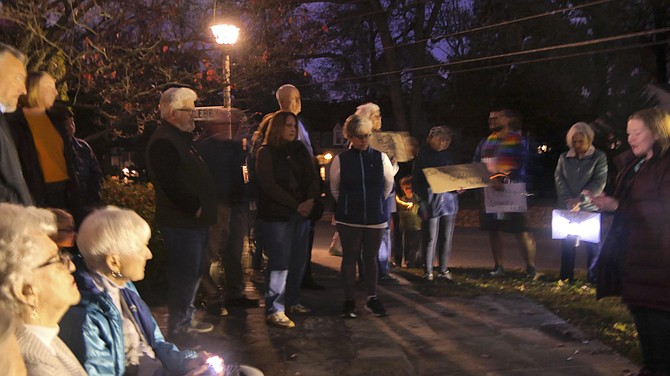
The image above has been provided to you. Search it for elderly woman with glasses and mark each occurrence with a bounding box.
[330,114,394,319]
[59,206,222,376]
[0,203,86,375]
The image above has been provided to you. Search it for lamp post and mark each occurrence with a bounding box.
[210,23,239,109]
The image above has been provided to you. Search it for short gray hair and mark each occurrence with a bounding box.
[0,43,26,63]
[565,122,594,148]
[159,87,197,119]
[428,125,453,140]
[76,206,151,271]
[0,204,57,316]
[342,114,373,139]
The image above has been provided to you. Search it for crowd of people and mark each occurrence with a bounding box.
[1,40,669,376]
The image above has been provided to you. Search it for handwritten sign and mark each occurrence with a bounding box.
[423,163,490,193]
[369,132,415,162]
[484,183,528,213]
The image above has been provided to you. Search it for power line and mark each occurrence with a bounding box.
[300,26,670,87]
[300,37,667,88]
[321,0,614,56]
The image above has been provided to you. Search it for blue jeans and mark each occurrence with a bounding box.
[160,226,209,335]
[423,214,456,274]
[377,224,391,276]
[257,214,309,315]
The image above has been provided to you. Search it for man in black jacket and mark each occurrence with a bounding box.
[0,43,32,205]
[146,87,217,340]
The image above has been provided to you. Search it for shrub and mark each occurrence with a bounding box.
[101,178,167,302]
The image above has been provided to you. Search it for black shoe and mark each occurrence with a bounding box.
[341,299,357,319]
[226,296,260,308]
[365,296,387,317]
[204,301,229,316]
[378,274,400,285]
[301,280,325,290]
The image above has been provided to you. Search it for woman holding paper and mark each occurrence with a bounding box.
[553,122,607,283]
[411,126,459,281]
[591,108,670,376]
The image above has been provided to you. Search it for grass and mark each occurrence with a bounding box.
[396,267,641,364]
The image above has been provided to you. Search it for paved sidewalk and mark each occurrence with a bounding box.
[150,218,637,376]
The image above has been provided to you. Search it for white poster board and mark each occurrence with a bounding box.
[551,210,601,243]
[423,163,490,193]
[484,183,528,213]
[369,132,414,162]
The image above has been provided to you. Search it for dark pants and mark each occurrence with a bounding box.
[560,237,599,282]
[402,229,422,267]
[391,212,403,265]
[160,226,209,335]
[629,305,670,375]
[338,224,383,300]
[209,201,248,300]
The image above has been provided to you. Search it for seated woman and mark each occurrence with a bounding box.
[59,206,263,376]
[0,203,86,376]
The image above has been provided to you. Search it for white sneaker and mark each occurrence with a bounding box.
[266,312,295,328]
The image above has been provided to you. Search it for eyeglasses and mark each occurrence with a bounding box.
[35,250,72,270]
[58,226,76,234]
[354,134,372,140]
[174,109,195,116]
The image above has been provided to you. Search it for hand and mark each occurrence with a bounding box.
[195,207,203,219]
[297,199,315,217]
[590,194,619,212]
[406,203,414,210]
[565,198,580,211]
[490,178,504,192]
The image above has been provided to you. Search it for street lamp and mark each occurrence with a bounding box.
[210,23,239,109]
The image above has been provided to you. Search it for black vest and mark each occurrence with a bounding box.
[335,147,389,225]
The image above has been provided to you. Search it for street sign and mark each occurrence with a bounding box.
[194,106,228,122]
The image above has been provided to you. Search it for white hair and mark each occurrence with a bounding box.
[159,87,197,119]
[342,114,373,139]
[355,103,381,130]
[0,204,57,315]
[76,206,151,271]
[565,122,594,148]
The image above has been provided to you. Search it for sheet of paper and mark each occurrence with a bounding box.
[484,182,528,213]
[369,132,415,162]
[423,163,490,193]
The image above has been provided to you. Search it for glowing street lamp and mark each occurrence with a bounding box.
[210,23,239,109]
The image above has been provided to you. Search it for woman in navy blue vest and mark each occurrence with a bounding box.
[330,114,394,318]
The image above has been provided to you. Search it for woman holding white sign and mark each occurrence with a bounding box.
[411,126,459,281]
[553,122,607,283]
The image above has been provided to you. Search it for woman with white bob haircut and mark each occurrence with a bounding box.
[0,203,86,375]
[554,122,607,283]
[60,206,263,376]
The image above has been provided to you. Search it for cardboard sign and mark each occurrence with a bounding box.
[484,183,528,213]
[423,163,490,193]
[551,210,601,243]
[369,132,415,162]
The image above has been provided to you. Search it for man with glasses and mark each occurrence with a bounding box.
[0,43,32,205]
[146,87,217,342]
